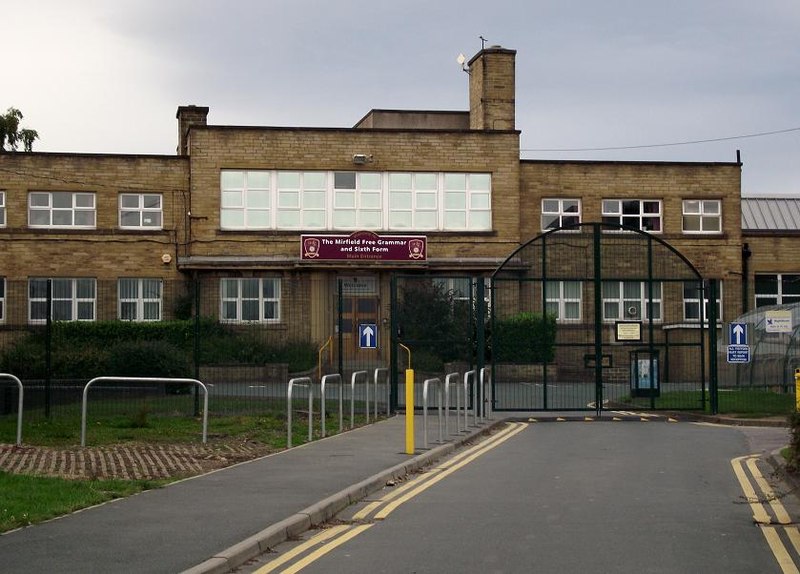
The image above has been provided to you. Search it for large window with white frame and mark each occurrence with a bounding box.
[119,194,163,229]
[602,199,662,232]
[682,200,721,233]
[754,274,800,308]
[220,278,280,323]
[119,278,162,321]
[541,198,581,231]
[602,281,662,322]
[28,192,96,228]
[219,170,491,232]
[29,278,96,323]
[545,281,582,322]
[0,277,5,323]
[683,281,722,322]
[0,191,5,227]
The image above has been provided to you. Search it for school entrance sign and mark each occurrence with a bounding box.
[301,231,426,262]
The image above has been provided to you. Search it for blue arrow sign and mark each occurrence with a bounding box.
[359,323,378,349]
[729,323,747,346]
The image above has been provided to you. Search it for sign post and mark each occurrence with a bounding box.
[727,322,750,364]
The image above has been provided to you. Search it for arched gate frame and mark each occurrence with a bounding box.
[490,223,717,413]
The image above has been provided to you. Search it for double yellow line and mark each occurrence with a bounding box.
[254,422,528,574]
[731,454,800,573]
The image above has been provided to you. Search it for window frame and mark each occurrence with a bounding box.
[118,278,163,321]
[119,193,163,229]
[0,191,5,227]
[28,278,97,324]
[754,273,800,308]
[544,280,583,322]
[601,281,662,323]
[28,192,97,229]
[219,278,281,324]
[683,281,722,322]
[0,277,5,323]
[601,199,662,233]
[541,198,581,231]
[682,199,721,234]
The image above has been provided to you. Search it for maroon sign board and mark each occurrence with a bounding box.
[301,231,426,262]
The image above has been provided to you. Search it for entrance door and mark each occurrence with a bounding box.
[338,276,381,363]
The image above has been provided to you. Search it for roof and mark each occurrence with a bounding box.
[742,198,800,231]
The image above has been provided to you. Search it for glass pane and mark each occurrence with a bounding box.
[263,302,278,320]
[336,191,355,208]
[683,200,700,214]
[279,190,299,208]
[277,210,300,227]
[334,210,356,227]
[53,301,72,321]
[642,217,660,231]
[604,302,619,319]
[783,275,800,295]
[241,279,259,298]
[77,279,95,298]
[389,173,411,189]
[119,279,138,299]
[470,173,490,191]
[358,298,377,313]
[625,301,641,318]
[143,302,160,321]
[359,211,381,228]
[30,301,47,321]
[143,194,161,209]
[471,193,490,209]
[390,212,412,228]
[564,302,580,319]
[221,209,244,228]
[602,200,620,214]
[241,301,259,321]
[622,201,641,215]
[415,173,436,190]
[542,215,559,229]
[602,282,619,298]
[304,172,326,189]
[685,303,700,320]
[120,302,137,321]
[75,194,94,208]
[545,302,559,317]
[445,192,466,209]
[262,279,277,299]
[563,215,580,227]
[704,216,721,232]
[416,211,436,229]
[683,215,701,232]
[304,211,326,227]
[683,282,701,298]
[30,193,50,207]
[390,191,412,209]
[563,200,580,213]
[53,211,73,226]
[642,201,660,214]
[77,302,94,320]
[542,199,560,213]
[52,193,72,208]
[246,210,270,227]
[601,216,620,227]
[563,281,581,299]
[222,279,239,298]
[248,190,270,208]
[222,301,238,320]
[74,211,95,226]
[29,279,48,298]
[444,212,466,229]
[755,275,778,294]
[649,302,661,320]
[142,279,161,298]
[703,200,720,214]
[247,171,270,189]
[444,173,466,191]
[304,190,325,208]
[361,192,381,209]
[359,172,381,189]
[623,282,641,298]
[416,192,436,209]
[221,171,245,189]
[469,211,491,230]
[142,212,162,227]
[52,279,72,298]
[334,172,356,189]
[277,171,301,188]
[121,195,140,208]
[120,211,141,227]
[222,190,243,208]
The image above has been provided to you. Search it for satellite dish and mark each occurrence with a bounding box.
[456,53,466,66]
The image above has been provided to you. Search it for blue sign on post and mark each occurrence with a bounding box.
[358,323,378,349]
[727,345,750,364]
[729,322,748,346]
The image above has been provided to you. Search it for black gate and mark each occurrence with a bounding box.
[490,223,713,412]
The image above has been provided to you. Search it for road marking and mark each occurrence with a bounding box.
[252,524,351,573]
[731,454,799,573]
[279,524,374,574]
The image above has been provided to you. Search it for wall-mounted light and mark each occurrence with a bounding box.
[352,154,373,165]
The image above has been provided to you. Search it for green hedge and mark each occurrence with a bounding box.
[492,312,556,364]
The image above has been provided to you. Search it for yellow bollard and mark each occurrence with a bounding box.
[405,369,415,454]
[795,368,800,413]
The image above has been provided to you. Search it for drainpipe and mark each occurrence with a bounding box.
[742,243,752,313]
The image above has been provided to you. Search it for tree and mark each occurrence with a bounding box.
[0,107,39,152]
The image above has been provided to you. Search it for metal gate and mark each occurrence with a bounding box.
[490,223,713,412]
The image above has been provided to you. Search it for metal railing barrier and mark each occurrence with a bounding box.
[422,377,443,449]
[288,377,313,448]
[480,367,492,420]
[464,370,477,428]
[350,371,368,429]
[444,372,461,436]
[320,373,343,437]
[81,377,208,447]
[373,368,390,421]
[1,373,24,446]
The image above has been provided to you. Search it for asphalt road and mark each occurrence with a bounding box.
[239,420,795,574]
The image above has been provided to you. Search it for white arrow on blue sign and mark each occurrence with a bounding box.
[359,323,378,349]
[729,322,748,346]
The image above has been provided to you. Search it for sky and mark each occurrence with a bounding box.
[4,0,799,196]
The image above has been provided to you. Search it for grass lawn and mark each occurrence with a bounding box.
[625,389,795,418]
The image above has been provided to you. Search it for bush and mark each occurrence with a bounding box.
[788,411,800,472]
[492,312,556,364]
[105,340,189,378]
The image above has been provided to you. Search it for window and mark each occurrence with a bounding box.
[333,172,383,229]
[276,171,328,229]
[0,191,5,227]
[682,200,721,233]
[0,278,5,323]
[28,278,96,323]
[602,281,662,322]
[754,274,800,308]
[220,170,271,229]
[28,192,96,228]
[602,199,662,232]
[220,278,280,323]
[541,199,581,231]
[119,278,162,321]
[220,170,492,232]
[545,281,582,321]
[389,173,438,230]
[120,194,163,228]
[683,281,722,322]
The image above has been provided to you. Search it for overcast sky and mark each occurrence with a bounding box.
[5,0,799,195]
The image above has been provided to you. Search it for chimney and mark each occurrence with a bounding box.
[176,105,209,156]
[468,46,516,131]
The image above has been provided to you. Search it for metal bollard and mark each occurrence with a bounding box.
[795,368,800,412]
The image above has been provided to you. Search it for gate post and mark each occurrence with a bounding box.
[389,274,398,412]
[592,224,603,416]
[476,278,486,416]
[708,279,719,415]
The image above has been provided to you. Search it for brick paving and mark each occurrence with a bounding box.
[0,440,277,481]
